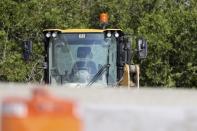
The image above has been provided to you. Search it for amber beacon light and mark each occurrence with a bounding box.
[100,12,109,24]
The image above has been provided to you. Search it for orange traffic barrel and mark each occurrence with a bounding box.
[1,88,81,131]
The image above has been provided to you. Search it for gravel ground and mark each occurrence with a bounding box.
[1,83,197,131]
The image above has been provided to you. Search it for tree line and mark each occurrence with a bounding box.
[0,0,196,87]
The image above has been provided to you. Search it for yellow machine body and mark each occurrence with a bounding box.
[42,28,139,87]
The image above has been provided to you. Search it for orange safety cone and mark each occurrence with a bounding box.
[1,88,81,131]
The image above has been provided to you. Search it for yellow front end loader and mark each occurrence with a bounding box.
[23,13,148,87]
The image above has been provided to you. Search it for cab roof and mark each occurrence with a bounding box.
[43,29,122,33]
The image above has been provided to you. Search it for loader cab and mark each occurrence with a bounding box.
[43,29,131,86]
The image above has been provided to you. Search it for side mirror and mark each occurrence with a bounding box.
[137,38,147,59]
[22,40,32,61]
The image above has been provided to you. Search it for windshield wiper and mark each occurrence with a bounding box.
[87,64,110,86]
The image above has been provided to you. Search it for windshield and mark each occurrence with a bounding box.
[48,33,117,86]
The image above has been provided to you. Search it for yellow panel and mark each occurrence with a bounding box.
[119,64,130,87]
[62,29,104,33]
[43,29,104,33]
[106,29,122,31]
[43,29,122,33]
[43,29,63,32]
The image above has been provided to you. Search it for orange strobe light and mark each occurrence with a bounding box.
[100,12,109,24]
[2,88,81,131]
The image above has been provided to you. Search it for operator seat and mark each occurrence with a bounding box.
[70,47,97,82]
